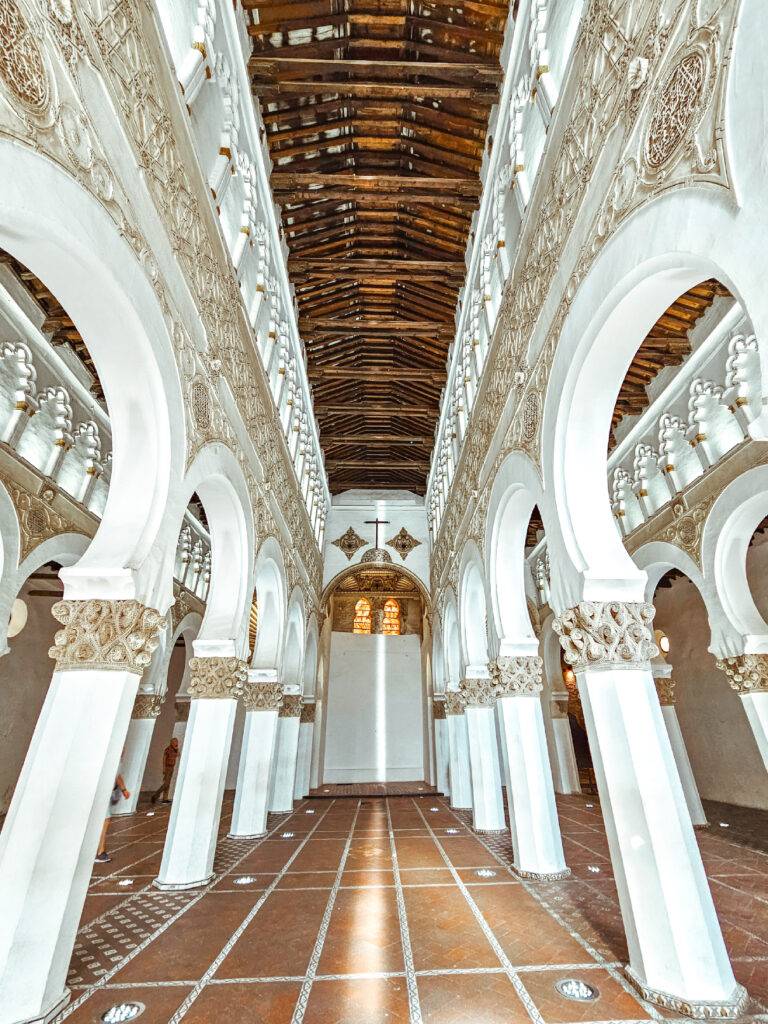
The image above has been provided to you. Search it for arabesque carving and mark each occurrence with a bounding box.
[459,676,497,708]
[242,682,283,712]
[49,599,164,674]
[444,691,464,716]
[280,694,302,718]
[300,702,316,723]
[553,602,658,671]
[491,656,543,696]
[188,657,247,700]
[715,654,768,696]
[132,693,163,719]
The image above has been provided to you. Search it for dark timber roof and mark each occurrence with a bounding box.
[245,0,509,493]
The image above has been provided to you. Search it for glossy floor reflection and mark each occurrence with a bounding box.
[54,793,768,1023]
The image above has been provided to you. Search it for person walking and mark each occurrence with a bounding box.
[151,736,180,804]
[95,774,130,864]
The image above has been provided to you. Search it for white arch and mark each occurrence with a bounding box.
[282,585,306,688]
[150,611,203,699]
[484,450,543,654]
[252,536,287,670]
[441,588,461,690]
[15,533,90,598]
[432,616,446,694]
[174,444,255,657]
[700,464,768,653]
[0,481,21,655]
[458,540,490,674]
[540,181,767,612]
[0,141,186,605]
[302,613,319,696]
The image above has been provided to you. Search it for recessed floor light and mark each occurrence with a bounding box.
[430,806,439,812]
[282,832,295,838]
[446,828,459,835]
[146,811,155,817]
[587,865,600,873]
[306,809,315,814]
[101,1003,144,1022]
[585,803,594,809]
[234,876,257,885]
[719,822,730,828]
[555,978,599,1002]
[475,868,496,878]
[118,879,134,887]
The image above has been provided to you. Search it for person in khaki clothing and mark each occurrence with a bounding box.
[151,737,180,804]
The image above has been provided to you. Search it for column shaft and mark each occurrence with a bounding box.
[741,692,768,769]
[270,697,302,812]
[445,699,472,809]
[435,718,451,796]
[230,709,279,838]
[550,717,581,794]
[660,705,706,827]
[116,716,156,815]
[294,721,314,799]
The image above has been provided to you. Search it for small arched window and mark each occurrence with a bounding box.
[353,597,372,634]
[382,598,400,636]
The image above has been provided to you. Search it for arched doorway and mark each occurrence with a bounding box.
[321,562,429,783]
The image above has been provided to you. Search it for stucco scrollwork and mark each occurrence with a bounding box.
[656,496,716,567]
[490,655,543,696]
[188,657,248,700]
[444,691,464,716]
[132,693,163,719]
[49,599,164,674]
[0,1,52,117]
[553,601,658,671]
[715,654,768,696]
[242,682,283,712]
[300,702,316,723]
[458,677,496,708]
[432,698,446,721]
[279,694,302,718]
[4,478,87,561]
[654,676,677,706]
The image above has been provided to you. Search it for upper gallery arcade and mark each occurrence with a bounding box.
[0,1,767,1023]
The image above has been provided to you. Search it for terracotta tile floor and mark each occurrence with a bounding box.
[52,792,768,1024]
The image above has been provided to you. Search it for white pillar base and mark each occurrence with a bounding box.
[435,718,450,796]
[551,717,581,795]
[115,716,156,815]
[579,666,744,1014]
[661,706,707,827]
[0,669,137,1024]
[741,692,768,770]
[498,695,569,879]
[14,987,71,1024]
[270,716,300,812]
[155,697,236,889]
[229,708,279,839]
[446,714,472,809]
[294,721,313,800]
[465,706,506,832]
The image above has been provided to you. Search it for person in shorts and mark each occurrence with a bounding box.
[95,774,130,864]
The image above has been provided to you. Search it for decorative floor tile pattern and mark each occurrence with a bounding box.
[310,783,437,797]
[52,791,768,1023]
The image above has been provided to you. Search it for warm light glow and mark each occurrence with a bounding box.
[659,634,670,653]
[382,597,400,635]
[353,597,372,634]
[563,668,575,686]
[8,598,27,639]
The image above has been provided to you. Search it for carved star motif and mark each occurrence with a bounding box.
[331,526,367,560]
[386,527,421,560]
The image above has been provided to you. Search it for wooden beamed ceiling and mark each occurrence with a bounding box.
[246,0,509,493]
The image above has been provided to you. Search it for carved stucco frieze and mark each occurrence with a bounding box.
[432,699,446,721]
[242,682,283,712]
[48,599,164,674]
[280,694,302,718]
[430,0,739,592]
[300,702,316,724]
[132,693,163,719]
[4,478,88,562]
[490,656,543,697]
[654,676,677,706]
[444,691,464,716]
[715,654,768,696]
[188,657,248,700]
[553,602,658,671]
[171,581,205,632]
[655,496,716,567]
[459,677,496,708]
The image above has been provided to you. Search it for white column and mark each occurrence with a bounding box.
[555,603,745,1016]
[294,703,315,799]
[445,694,472,809]
[114,694,163,815]
[269,695,302,812]
[156,657,246,890]
[492,657,569,879]
[653,671,707,827]
[460,679,506,832]
[549,692,581,794]
[716,655,768,771]
[229,681,282,839]
[433,699,450,797]
[169,699,190,798]
[0,598,163,1024]
[310,698,323,790]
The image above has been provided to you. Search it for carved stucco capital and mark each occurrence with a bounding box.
[188,657,248,700]
[132,693,164,719]
[444,691,464,716]
[300,702,316,723]
[553,602,657,671]
[280,694,303,718]
[654,677,677,706]
[48,599,164,674]
[490,656,543,697]
[175,698,191,722]
[459,677,496,708]
[716,654,768,696]
[242,682,283,712]
[432,698,447,720]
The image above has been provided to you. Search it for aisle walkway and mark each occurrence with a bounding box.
[55,794,768,1023]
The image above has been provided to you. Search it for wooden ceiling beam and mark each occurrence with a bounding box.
[254,80,497,100]
[323,434,433,444]
[279,190,477,208]
[315,403,439,415]
[273,171,479,195]
[309,367,444,382]
[300,318,453,335]
[249,57,502,84]
[326,458,431,470]
[289,257,465,275]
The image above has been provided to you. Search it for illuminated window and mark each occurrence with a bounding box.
[353,597,372,634]
[382,598,400,636]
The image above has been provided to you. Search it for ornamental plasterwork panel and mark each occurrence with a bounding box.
[331,526,367,561]
[0,0,322,600]
[430,0,739,590]
[654,495,717,568]
[4,478,87,562]
[386,527,421,561]
[170,581,205,632]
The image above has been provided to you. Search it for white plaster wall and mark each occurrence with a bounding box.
[654,569,768,811]
[324,632,425,782]
[323,489,429,592]
[0,588,58,815]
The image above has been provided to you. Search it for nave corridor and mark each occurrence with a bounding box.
[56,792,768,1024]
